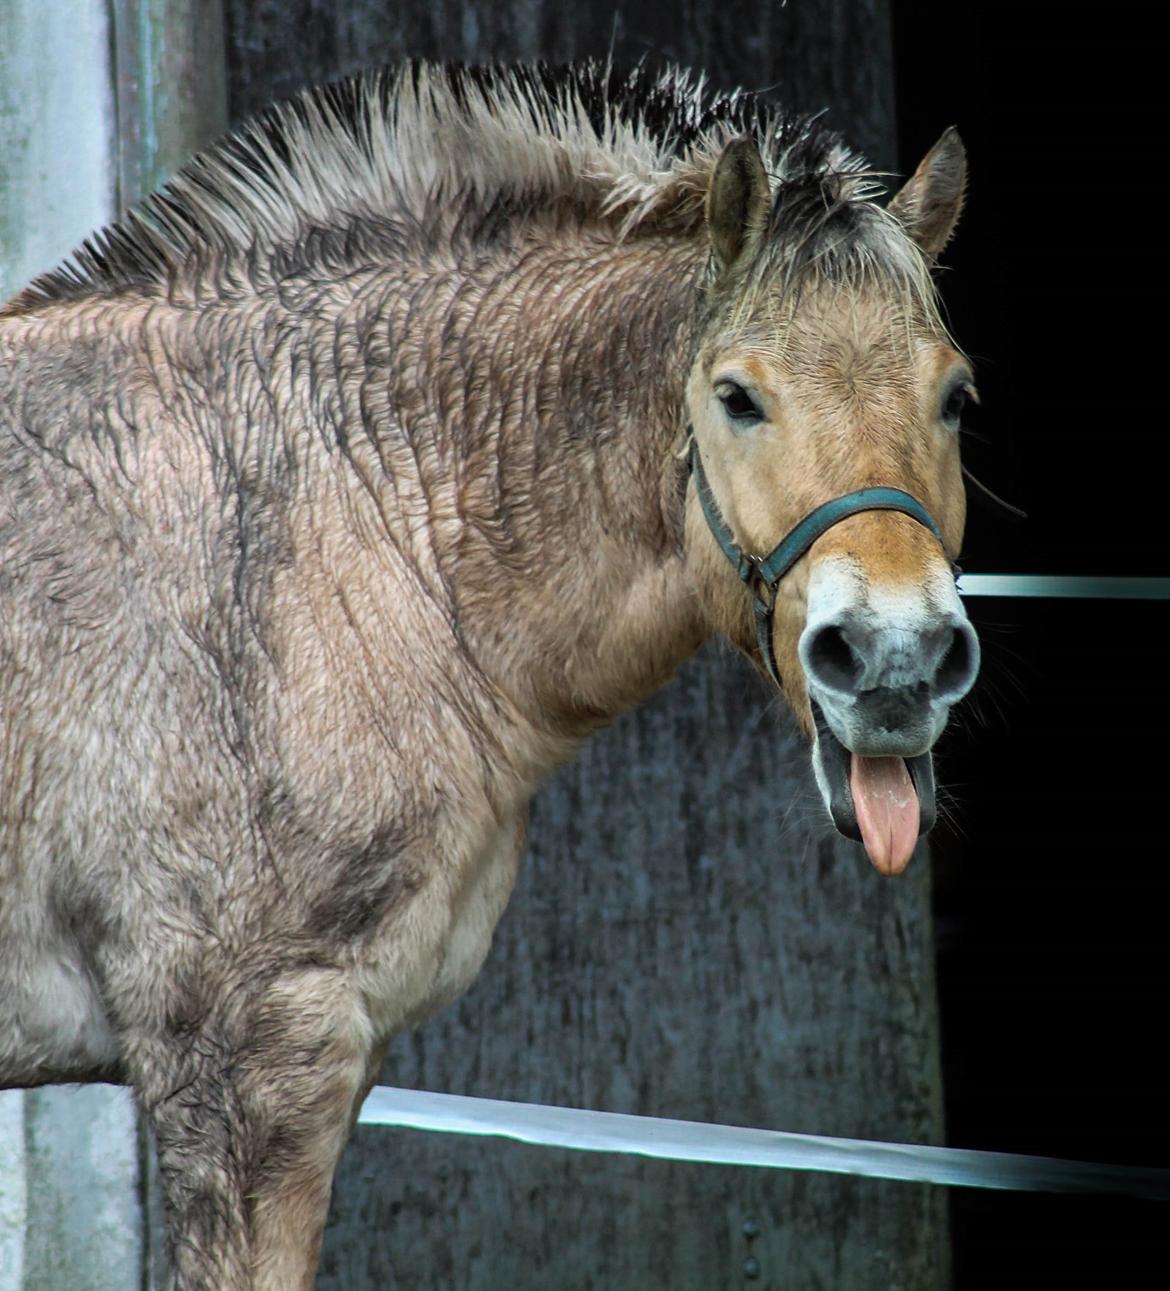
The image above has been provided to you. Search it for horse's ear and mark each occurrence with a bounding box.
[706,136,770,274]
[888,127,967,257]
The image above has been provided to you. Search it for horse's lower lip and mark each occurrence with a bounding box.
[905,751,936,835]
[811,700,937,843]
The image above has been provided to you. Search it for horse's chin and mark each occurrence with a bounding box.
[810,699,937,876]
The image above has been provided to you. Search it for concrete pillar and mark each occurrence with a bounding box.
[0,0,115,296]
[1,2,225,1286]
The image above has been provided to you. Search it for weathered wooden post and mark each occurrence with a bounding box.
[217,4,952,1287]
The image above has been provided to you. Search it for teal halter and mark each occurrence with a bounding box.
[688,438,952,688]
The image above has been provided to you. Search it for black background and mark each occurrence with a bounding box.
[895,1,1169,1285]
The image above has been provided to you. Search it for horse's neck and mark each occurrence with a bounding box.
[392,233,708,745]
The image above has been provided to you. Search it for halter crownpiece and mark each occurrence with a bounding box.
[687,437,952,688]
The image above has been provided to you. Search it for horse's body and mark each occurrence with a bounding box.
[0,63,979,1288]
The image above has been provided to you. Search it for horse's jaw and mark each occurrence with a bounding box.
[810,698,938,876]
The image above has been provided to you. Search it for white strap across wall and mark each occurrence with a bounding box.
[359,1087,1170,1200]
[957,574,1170,599]
[360,579,1170,1196]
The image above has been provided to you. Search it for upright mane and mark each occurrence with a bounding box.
[11,61,889,310]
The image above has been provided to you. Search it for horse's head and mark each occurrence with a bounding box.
[684,129,979,874]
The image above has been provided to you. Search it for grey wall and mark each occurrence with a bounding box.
[0,5,225,1288]
[0,0,115,295]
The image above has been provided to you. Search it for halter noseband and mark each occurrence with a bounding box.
[687,437,953,689]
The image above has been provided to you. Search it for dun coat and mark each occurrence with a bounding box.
[1,62,978,1289]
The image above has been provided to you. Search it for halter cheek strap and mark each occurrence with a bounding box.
[688,438,953,688]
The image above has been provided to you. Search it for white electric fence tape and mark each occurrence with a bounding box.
[358,1087,1170,1200]
[358,578,1170,1196]
[957,574,1170,599]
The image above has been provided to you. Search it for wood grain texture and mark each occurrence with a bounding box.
[321,649,948,1290]
[223,0,899,170]
[220,3,948,1285]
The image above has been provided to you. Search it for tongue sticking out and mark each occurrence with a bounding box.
[850,755,920,876]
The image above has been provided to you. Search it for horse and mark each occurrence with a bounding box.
[0,61,979,1289]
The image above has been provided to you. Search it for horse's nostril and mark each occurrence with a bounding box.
[805,623,863,694]
[804,614,979,703]
[932,623,979,701]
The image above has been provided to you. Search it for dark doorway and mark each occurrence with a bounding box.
[894,2,1170,1285]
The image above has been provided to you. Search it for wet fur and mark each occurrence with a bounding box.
[1,61,968,1288]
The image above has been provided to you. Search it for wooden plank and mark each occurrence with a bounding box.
[222,0,899,168]
[324,649,947,1288]
[217,3,949,1286]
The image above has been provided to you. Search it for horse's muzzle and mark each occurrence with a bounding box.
[799,563,980,873]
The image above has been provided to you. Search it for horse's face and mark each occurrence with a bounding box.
[684,131,979,874]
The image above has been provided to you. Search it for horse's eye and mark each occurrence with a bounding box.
[942,383,972,427]
[717,383,763,423]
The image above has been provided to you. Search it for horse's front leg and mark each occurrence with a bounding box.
[125,962,373,1291]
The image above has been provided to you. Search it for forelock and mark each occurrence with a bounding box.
[708,167,947,341]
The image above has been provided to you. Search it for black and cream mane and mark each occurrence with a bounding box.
[13,61,925,311]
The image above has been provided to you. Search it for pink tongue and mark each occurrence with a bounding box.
[850,755,920,876]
